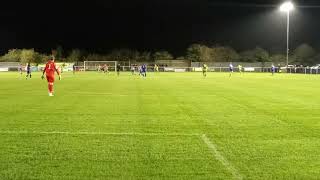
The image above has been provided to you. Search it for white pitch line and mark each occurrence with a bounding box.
[201,134,243,180]
[71,92,127,96]
[0,131,199,137]
[70,92,218,97]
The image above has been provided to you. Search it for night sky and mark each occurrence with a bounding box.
[1,0,320,56]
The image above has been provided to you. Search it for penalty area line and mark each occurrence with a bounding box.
[0,131,199,137]
[70,92,155,96]
[201,134,243,180]
[70,92,218,97]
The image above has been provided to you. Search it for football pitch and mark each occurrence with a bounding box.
[0,72,320,179]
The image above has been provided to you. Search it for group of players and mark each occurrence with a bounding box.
[95,63,277,78]
[19,56,61,96]
[201,63,277,77]
[97,63,122,76]
[130,64,159,77]
[201,63,238,78]
[19,59,278,97]
[96,63,159,77]
[19,63,32,80]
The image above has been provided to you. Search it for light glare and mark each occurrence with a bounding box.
[280,2,294,12]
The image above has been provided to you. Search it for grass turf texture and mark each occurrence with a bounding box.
[0,72,320,179]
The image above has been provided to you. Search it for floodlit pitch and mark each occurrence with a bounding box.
[0,72,320,179]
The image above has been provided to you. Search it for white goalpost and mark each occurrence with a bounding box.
[83,61,117,72]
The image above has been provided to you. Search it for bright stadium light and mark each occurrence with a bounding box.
[280,1,295,67]
[280,2,294,12]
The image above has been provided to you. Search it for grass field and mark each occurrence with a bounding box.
[0,71,320,180]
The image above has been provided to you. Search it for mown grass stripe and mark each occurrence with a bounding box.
[0,131,199,137]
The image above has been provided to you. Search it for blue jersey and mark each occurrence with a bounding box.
[271,66,275,72]
[142,65,147,72]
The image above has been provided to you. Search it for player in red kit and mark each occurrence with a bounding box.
[41,56,61,96]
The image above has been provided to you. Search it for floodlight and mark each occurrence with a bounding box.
[280,2,294,12]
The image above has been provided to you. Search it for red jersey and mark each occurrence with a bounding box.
[44,60,60,76]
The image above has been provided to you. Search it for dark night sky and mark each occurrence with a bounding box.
[1,0,320,56]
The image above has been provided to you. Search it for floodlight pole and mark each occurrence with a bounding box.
[286,11,290,67]
[280,2,294,67]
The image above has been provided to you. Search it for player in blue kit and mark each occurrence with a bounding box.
[141,64,147,77]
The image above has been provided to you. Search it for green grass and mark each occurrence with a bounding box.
[0,71,320,180]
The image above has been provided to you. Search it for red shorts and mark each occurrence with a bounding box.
[46,75,55,83]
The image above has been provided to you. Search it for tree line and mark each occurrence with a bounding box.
[0,43,319,65]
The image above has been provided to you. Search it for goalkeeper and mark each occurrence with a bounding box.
[41,56,61,96]
[202,63,208,77]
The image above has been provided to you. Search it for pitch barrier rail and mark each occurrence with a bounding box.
[1,64,320,74]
